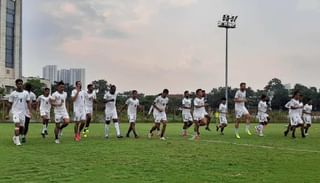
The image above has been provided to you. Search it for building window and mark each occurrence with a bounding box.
[5,0,16,69]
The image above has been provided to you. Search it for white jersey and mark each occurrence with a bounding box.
[287,99,301,116]
[25,91,36,116]
[51,91,68,113]
[298,102,304,117]
[258,100,268,114]
[234,90,246,110]
[182,98,192,114]
[153,95,169,112]
[285,100,292,115]
[9,90,30,114]
[303,104,312,116]
[37,95,51,112]
[126,98,139,115]
[85,91,96,110]
[193,97,204,115]
[71,89,86,112]
[104,92,117,112]
[219,103,228,117]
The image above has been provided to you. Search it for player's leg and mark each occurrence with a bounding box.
[54,122,62,144]
[148,123,158,138]
[220,123,227,135]
[131,123,138,138]
[12,115,22,145]
[160,121,167,140]
[205,115,211,131]
[244,113,252,135]
[305,124,311,135]
[41,116,46,138]
[126,121,133,138]
[234,117,241,139]
[21,116,30,143]
[299,123,305,138]
[113,118,123,138]
[182,122,188,136]
[191,120,200,140]
[83,112,92,137]
[105,120,111,138]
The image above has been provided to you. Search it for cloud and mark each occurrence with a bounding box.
[296,0,320,12]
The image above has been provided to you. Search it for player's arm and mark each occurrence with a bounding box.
[71,90,80,102]
[36,98,40,112]
[27,100,32,117]
[5,101,12,119]
[119,104,128,113]
[152,103,162,112]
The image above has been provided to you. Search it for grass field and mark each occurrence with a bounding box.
[0,122,320,183]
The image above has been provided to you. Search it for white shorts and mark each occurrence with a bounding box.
[85,107,93,115]
[73,109,86,121]
[235,107,249,119]
[219,116,228,124]
[182,113,193,122]
[40,110,50,119]
[105,110,118,121]
[55,111,70,123]
[193,112,204,121]
[257,113,269,123]
[290,114,303,126]
[153,111,167,123]
[303,115,312,125]
[12,112,25,126]
[128,113,137,123]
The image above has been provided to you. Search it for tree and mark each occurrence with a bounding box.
[25,79,46,97]
[92,79,109,103]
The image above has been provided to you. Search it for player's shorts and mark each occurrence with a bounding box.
[153,111,167,123]
[182,112,193,122]
[219,115,228,124]
[73,109,86,121]
[105,110,118,121]
[303,115,312,125]
[193,112,204,121]
[55,111,70,123]
[235,107,249,119]
[257,112,269,123]
[290,114,303,126]
[85,107,93,115]
[40,110,50,119]
[128,113,137,123]
[12,112,26,126]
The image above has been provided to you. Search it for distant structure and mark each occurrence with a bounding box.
[42,65,86,86]
[42,65,57,84]
[0,0,22,90]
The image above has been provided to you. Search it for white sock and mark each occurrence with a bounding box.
[104,124,109,137]
[114,122,121,136]
[42,125,46,132]
[235,128,239,134]
[259,124,264,133]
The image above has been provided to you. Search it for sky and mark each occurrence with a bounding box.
[23,0,320,94]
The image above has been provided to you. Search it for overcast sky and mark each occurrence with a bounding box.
[23,0,320,94]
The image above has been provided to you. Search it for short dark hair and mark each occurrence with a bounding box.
[261,94,267,100]
[15,79,23,84]
[110,85,116,89]
[163,89,169,94]
[87,84,93,88]
[184,90,189,95]
[75,81,81,86]
[44,87,50,91]
[196,89,202,94]
[240,82,246,87]
[292,90,300,98]
[25,83,32,91]
[57,81,65,86]
[221,97,226,101]
[132,90,137,94]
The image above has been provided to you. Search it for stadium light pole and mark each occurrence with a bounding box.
[218,14,238,107]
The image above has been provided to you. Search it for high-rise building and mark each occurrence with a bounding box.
[70,68,85,86]
[0,0,23,90]
[57,69,70,84]
[42,65,57,84]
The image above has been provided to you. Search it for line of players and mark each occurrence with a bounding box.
[6,79,313,146]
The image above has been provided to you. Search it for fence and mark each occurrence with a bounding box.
[1,100,320,123]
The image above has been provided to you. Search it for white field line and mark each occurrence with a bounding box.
[171,138,320,154]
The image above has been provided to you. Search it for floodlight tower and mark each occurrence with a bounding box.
[218,14,238,107]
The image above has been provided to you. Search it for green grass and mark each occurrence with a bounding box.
[0,122,320,183]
